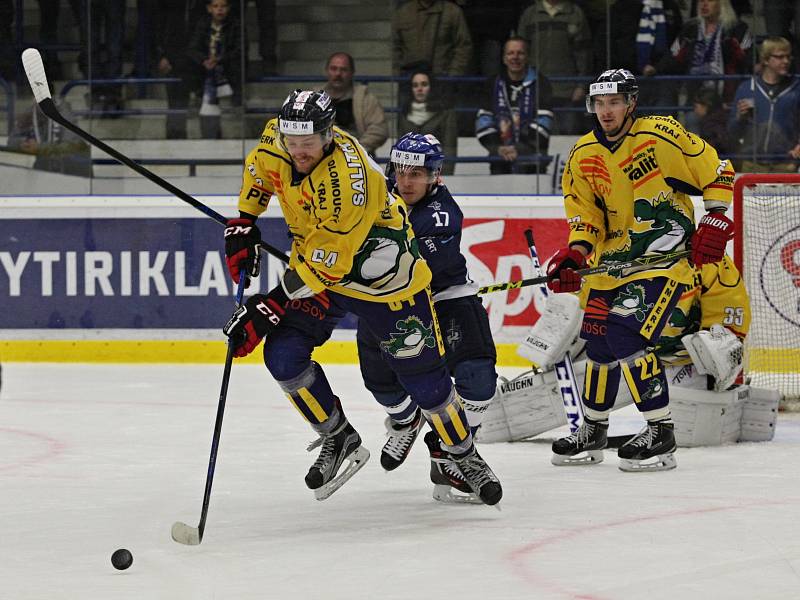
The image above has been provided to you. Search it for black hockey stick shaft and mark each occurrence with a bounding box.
[478,249,691,295]
[21,48,289,264]
[188,273,248,544]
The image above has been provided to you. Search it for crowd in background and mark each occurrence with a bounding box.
[2,0,800,176]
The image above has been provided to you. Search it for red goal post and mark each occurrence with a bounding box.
[733,173,800,401]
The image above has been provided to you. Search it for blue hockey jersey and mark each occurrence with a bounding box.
[407,184,476,301]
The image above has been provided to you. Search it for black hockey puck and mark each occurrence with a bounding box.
[111,548,133,570]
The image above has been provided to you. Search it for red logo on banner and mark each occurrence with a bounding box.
[462,218,569,335]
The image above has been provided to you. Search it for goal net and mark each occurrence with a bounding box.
[734,174,800,401]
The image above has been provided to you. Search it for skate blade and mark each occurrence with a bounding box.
[432,484,485,506]
[551,450,604,466]
[618,452,677,472]
[313,446,370,501]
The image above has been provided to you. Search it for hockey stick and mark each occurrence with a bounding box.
[477,249,691,295]
[171,272,248,546]
[20,48,289,265]
[523,228,583,432]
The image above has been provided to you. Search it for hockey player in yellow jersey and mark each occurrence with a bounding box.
[547,69,736,471]
[221,90,502,504]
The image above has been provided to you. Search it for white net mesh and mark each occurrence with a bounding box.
[736,181,800,400]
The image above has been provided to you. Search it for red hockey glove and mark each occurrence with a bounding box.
[691,212,734,266]
[223,286,288,358]
[546,247,587,293]
[224,218,262,284]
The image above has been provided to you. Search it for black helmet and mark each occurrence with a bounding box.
[585,69,639,113]
[278,89,336,136]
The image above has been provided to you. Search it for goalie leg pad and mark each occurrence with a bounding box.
[517,293,583,369]
[476,370,567,443]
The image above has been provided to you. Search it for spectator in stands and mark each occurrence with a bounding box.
[728,36,800,173]
[692,87,732,155]
[81,0,127,116]
[392,0,472,77]
[457,0,528,76]
[229,0,278,77]
[35,0,83,81]
[322,52,389,156]
[608,0,683,78]
[185,0,242,139]
[8,95,92,178]
[646,0,752,108]
[0,0,13,83]
[475,36,554,175]
[398,69,457,175]
[516,0,592,135]
[152,1,192,139]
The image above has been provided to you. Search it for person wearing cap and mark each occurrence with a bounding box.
[546,68,736,472]
[219,90,503,505]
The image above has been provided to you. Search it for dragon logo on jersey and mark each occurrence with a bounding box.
[344,223,421,293]
[602,195,692,264]
[640,377,664,402]
[381,316,437,358]
[611,283,652,322]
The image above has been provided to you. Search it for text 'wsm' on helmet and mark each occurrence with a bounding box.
[387,132,445,184]
[585,69,639,113]
[278,89,336,146]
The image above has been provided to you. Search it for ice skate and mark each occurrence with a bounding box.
[618,420,677,472]
[380,408,423,471]
[424,431,482,505]
[551,417,608,466]
[451,444,503,507]
[305,419,370,500]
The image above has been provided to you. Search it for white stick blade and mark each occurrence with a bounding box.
[171,521,201,545]
[22,48,52,103]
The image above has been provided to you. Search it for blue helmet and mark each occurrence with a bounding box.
[389,132,446,176]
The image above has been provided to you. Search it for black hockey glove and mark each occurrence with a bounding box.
[223,286,288,358]
[224,217,262,284]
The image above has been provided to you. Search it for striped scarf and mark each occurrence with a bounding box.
[636,0,668,72]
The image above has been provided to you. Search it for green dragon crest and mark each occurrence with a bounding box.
[381,316,436,359]
[611,283,652,322]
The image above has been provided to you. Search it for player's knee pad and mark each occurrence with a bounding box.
[454,358,497,433]
[421,389,472,453]
[619,350,669,412]
[276,361,339,429]
[581,358,621,413]
[397,365,454,412]
[454,359,497,402]
[263,332,313,382]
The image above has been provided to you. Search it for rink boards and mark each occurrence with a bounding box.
[0,194,570,365]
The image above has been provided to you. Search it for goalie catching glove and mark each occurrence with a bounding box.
[546,247,587,293]
[690,212,733,266]
[223,268,315,357]
[224,217,262,284]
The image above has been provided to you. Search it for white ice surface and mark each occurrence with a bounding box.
[1,363,799,600]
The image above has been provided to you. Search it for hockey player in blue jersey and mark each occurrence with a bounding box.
[357,132,500,503]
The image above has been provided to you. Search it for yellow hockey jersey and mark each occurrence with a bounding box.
[655,255,750,364]
[562,115,735,289]
[238,120,431,302]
